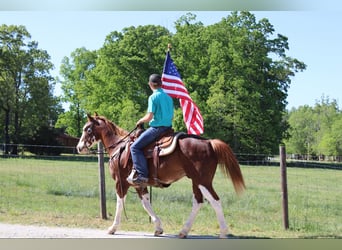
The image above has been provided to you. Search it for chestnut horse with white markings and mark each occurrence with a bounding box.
[76,114,245,238]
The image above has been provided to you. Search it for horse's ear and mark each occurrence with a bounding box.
[94,112,98,117]
[87,113,100,125]
[87,113,98,124]
[87,113,92,121]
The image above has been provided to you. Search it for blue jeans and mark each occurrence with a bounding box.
[131,126,171,178]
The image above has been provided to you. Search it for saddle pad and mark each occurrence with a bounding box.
[159,132,185,156]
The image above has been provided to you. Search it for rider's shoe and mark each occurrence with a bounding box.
[132,176,148,186]
[127,169,148,186]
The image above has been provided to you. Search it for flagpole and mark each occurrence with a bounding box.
[162,43,204,135]
[167,43,172,52]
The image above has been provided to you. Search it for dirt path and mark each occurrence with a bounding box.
[0,223,169,238]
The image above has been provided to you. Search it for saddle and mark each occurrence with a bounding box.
[130,126,183,158]
[143,128,179,158]
[118,127,185,187]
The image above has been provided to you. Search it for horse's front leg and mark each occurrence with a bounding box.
[138,188,164,236]
[108,193,126,234]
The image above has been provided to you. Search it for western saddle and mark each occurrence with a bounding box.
[110,126,185,187]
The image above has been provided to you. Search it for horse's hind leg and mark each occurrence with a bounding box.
[138,189,163,236]
[179,194,203,238]
[198,184,229,238]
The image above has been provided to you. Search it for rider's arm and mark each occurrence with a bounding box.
[136,112,153,126]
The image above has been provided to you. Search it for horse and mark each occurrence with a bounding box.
[76,113,245,238]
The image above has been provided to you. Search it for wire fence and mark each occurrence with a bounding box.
[2,143,342,168]
[0,143,341,237]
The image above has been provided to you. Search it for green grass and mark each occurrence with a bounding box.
[0,158,341,238]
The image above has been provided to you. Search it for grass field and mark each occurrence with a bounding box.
[0,157,341,238]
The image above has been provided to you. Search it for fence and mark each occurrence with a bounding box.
[2,143,342,168]
[0,143,341,237]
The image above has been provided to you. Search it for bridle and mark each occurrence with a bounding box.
[84,119,138,155]
[103,126,138,152]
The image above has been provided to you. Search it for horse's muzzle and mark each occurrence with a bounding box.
[76,141,89,154]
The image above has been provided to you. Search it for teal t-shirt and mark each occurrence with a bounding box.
[147,88,174,127]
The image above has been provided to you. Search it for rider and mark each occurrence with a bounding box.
[127,74,174,186]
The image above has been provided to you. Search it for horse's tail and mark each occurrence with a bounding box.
[210,139,245,195]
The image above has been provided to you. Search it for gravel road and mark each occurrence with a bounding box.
[0,223,169,238]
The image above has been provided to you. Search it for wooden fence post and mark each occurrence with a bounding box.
[280,144,289,229]
[98,142,107,219]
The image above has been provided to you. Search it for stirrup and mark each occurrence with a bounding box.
[126,169,137,185]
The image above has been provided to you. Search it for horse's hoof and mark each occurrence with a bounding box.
[154,229,163,236]
[107,227,116,235]
[219,228,229,238]
[178,232,187,239]
[219,234,228,239]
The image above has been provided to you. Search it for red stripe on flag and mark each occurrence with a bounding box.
[162,52,204,135]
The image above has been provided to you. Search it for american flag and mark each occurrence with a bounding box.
[161,51,204,135]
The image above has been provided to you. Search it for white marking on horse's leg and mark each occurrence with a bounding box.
[179,195,202,238]
[108,194,126,234]
[140,193,163,235]
[198,185,229,238]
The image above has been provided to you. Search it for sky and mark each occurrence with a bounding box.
[1,9,342,110]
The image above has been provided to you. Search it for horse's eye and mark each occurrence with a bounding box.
[87,128,92,134]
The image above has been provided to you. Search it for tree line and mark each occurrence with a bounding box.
[1,12,308,156]
[285,96,342,160]
[0,24,62,154]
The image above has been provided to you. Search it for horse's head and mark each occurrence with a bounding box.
[77,113,128,154]
[76,113,102,154]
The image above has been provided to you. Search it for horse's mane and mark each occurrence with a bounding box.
[95,115,128,137]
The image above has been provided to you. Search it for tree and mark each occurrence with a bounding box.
[313,96,340,156]
[56,47,97,137]
[68,25,171,129]
[285,105,316,155]
[285,96,342,159]
[172,13,209,104]
[57,12,306,155]
[195,12,306,153]
[0,24,60,154]
[325,115,342,158]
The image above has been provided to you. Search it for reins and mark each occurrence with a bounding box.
[87,125,137,155]
[104,125,138,152]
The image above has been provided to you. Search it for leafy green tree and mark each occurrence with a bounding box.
[0,24,60,153]
[285,97,342,158]
[80,25,171,127]
[172,13,209,103]
[285,105,316,155]
[56,47,97,137]
[325,115,342,157]
[312,96,340,155]
[116,99,141,130]
[173,12,305,154]
[217,12,304,154]
[57,12,306,155]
